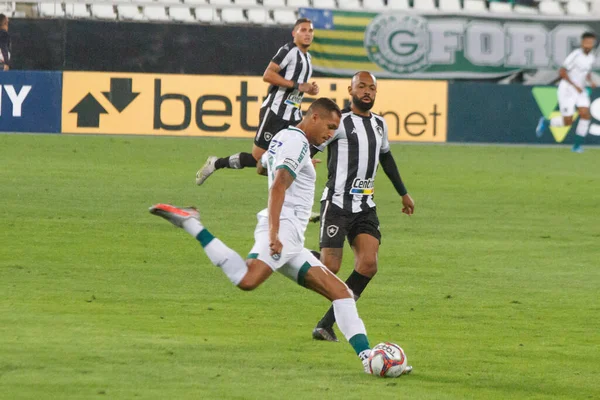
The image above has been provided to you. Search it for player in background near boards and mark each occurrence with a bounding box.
[537,32,597,153]
[195,18,319,185]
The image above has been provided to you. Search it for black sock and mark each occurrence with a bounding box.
[214,152,257,170]
[316,270,372,329]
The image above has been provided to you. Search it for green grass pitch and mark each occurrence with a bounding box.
[1,134,599,399]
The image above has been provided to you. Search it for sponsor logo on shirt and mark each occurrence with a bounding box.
[298,142,308,163]
[349,178,375,195]
[283,157,299,170]
[284,89,303,108]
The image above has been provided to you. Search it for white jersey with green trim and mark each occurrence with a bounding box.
[260,126,315,236]
[561,48,595,89]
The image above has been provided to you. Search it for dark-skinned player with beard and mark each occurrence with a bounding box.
[310,72,415,350]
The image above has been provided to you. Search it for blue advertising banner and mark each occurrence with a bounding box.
[448,83,600,145]
[0,71,62,133]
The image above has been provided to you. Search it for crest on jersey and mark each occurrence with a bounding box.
[327,225,339,238]
[264,132,273,142]
[376,125,384,136]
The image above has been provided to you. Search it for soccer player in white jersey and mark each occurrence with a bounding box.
[149,99,405,375]
[536,32,597,153]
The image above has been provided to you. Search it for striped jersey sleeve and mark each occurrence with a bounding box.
[375,115,390,153]
[272,43,292,67]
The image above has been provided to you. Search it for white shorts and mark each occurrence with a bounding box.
[247,214,324,286]
[558,83,590,116]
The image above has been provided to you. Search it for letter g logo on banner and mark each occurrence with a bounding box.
[365,14,429,74]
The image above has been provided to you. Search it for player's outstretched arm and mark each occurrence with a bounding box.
[268,168,295,256]
[379,150,414,215]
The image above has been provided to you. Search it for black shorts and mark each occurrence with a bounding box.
[319,201,381,249]
[254,107,299,150]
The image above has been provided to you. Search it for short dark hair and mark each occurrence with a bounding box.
[294,18,312,29]
[0,14,7,25]
[582,31,596,40]
[307,98,341,119]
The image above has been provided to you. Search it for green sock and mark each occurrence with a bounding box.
[196,229,215,247]
[574,134,585,148]
[349,333,370,356]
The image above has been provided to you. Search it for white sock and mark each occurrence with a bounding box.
[203,238,248,286]
[182,218,203,238]
[550,116,565,127]
[333,298,367,341]
[576,119,590,137]
[193,226,248,286]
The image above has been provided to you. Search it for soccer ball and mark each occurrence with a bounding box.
[368,342,408,378]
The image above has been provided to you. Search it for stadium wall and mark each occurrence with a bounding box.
[60,72,447,142]
[1,68,599,146]
[10,19,289,75]
[447,83,600,146]
[0,71,62,133]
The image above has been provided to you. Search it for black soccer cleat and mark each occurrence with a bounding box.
[312,326,339,342]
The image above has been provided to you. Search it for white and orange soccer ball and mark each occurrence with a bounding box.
[368,342,408,378]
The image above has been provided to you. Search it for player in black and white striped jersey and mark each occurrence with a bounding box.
[195,18,319,185]
[311,71,416,343]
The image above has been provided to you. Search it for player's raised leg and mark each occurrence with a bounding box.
[195,107,287,185]
[195,151,259,185]
[536,92,575,137]
[149,203,273,290]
